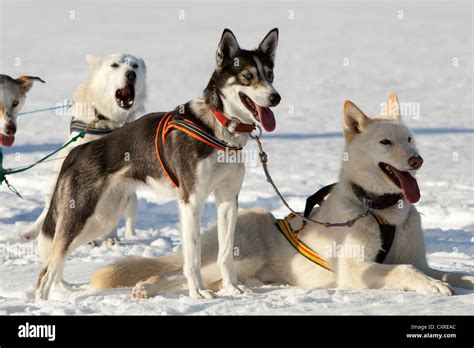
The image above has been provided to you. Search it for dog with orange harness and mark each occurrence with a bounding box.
[36,28,281,300]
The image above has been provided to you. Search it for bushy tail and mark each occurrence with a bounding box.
[90,254,182,290]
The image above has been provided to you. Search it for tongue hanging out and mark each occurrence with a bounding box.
[0,134,15,147]
[255,105,276,132]
[239,92,276,132]
[380,163,421,203]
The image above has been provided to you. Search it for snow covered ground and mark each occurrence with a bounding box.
[0,0,473,315]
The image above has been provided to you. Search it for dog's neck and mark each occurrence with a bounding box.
[189,83,250,148]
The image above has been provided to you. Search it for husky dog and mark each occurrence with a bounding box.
[36,29,281,300]
[0,75,44,147]
[21,54,147,242]
[91,94,474,298]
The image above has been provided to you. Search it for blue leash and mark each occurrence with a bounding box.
[18,102,73,116]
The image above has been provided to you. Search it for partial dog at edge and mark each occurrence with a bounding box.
[36,28,281,300]
[92,93,474,298]
[21,54,147,243]
[0,74,44,147]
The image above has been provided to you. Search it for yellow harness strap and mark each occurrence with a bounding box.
[275,214,333,272]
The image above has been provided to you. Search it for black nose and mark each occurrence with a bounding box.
[5,121,16,135]
[268,93,281,107]
[126,70,136,82]
[408,155,423,169]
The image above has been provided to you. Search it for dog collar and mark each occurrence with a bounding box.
[212,110,256,133]
[70,118,114,135]
[351,183,403,210]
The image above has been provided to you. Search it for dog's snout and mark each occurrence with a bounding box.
[5,121,16,135]
[268,93,281,106]
[126,70,136,82]
[408,155,423,169]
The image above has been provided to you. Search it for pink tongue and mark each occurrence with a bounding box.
[0,134,15,147]
[391,166,420,203]
[256,105,276,132]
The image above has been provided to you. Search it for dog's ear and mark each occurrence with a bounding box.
[343,100,370,142]
[216,29,240,67]
[86,54,101,70]
[16,76,45,93]
[139,58,147,71]
[387,92,400,120]
[258,28,279,64]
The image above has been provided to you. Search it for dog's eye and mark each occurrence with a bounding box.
[408,137,412,143]
[111,63,120,68]
[12,100,19,108]
[379,139,392,145]
[132,63,139,69]
[243,72,253,80]
[267,71,274,80]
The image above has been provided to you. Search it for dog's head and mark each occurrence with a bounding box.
[210,28,281,132]
[342,93,423,203]
[85,53,147,121]
[0,75,44,147]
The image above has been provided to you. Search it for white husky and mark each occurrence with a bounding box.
[21,53,147,242]
[91,93,474,298]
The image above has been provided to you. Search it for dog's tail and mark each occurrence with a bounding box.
[91,254,182,290]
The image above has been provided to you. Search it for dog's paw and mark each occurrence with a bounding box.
[89,237,118,248]
[103,237,118,247]
[420,278,454,296]
[189,288,217,300]
[221,283,251,296]
[131,282,155,299]
[20,230,38,242]
[459,275,474,289]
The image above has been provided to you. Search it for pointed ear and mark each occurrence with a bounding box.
[139,58,147,71]
[258,28,279,64]
[387,92,400,120]
[15,76,45,93]
[86,54,101,70]
[343,100,370,142]
[216,29,240,67]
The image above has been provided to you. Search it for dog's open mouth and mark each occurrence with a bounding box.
[379,162,420,203]
[239,92,276,132]
[0,134,15,147]
[115,84,135,109]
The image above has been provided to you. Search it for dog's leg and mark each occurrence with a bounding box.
[338,260,453,295]
[420,267,474,290]
[36,237,69,301]
[179,198,215,299]
[123,193,138,238]
[214,181,249,295]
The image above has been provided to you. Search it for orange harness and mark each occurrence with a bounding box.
[155,112,247,188]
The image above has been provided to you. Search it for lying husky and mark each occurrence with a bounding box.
[36,28,281,300]
[21,54,147,242]
[0,75,44,147]
[91,94,474,298]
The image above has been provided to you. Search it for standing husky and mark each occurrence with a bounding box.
[36,29,281,300]
[21,54,147,241]
[91,94,474,298]
[0,75,44,147]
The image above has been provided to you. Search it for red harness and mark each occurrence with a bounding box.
[154,111,254,188]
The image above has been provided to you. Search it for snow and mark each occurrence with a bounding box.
[0,0,473,315]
